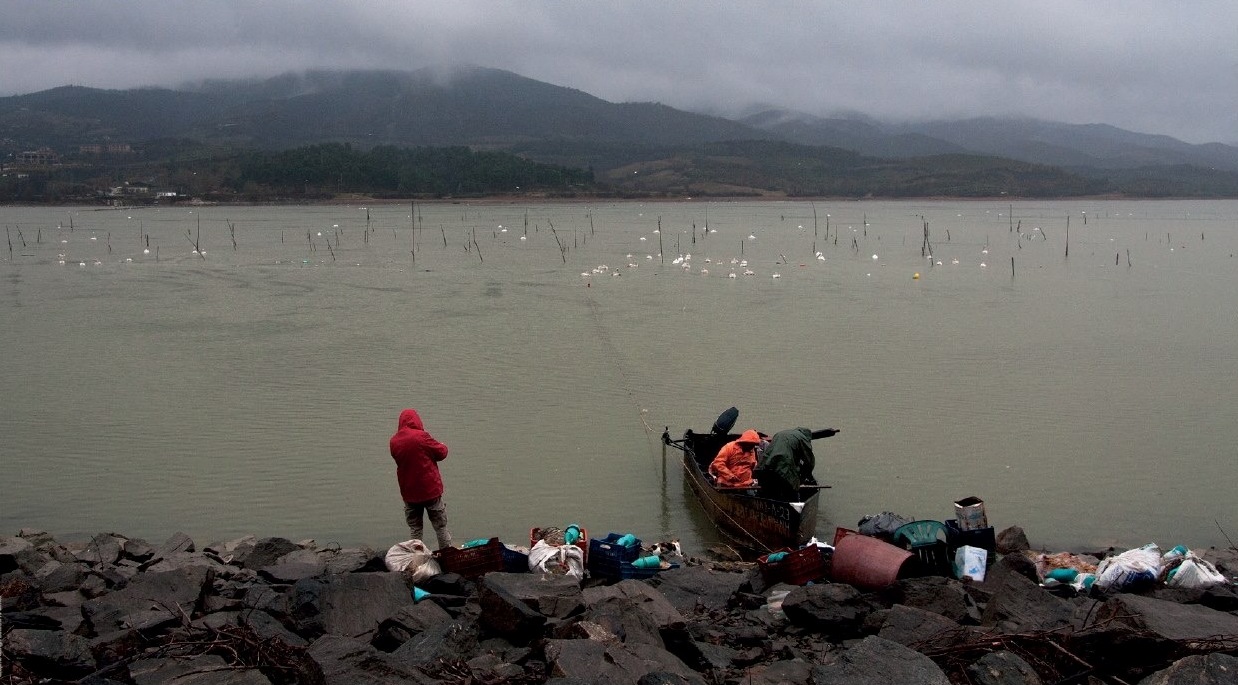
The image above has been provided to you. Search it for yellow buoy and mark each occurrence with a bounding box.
[913,272,921,280]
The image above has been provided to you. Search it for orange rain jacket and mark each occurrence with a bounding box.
[708,429,761,487]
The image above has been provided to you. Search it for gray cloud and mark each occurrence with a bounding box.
[2,1,1235,143]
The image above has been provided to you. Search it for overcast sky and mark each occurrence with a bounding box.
[3,1,1236,144]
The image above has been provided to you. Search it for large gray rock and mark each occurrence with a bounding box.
[260,548,328,583]
[781,583,874,639]
[647,565,747,614]
[1137,652,1238,685]
[0,535,38,573]
[289,571,413,639]
[481,572,584,619]
[373,600,454,650]
[309,634,436,685]
[875,604,966,648]
[580,594,665,648]
[478,576,548,642]
[811,635,951,685]
[82,565,213,634]
[390,619,480,667]
[33,558,88,593]
[142,551,231,576]
[129,654,272,685]
[583,579,687,631]
[967,650,1044,685]
[740,659,814,685]
[5,628,97,680]
[980,570,1077,632]
[544,638,705,685]
[876,575,982,624]
[995,526,1031,554]
[150,532,195,560]
[240,537,299,570]
[1094,593,1238,641]
[320,546,381,574]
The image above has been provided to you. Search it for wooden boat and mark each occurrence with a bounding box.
[662,409,835,554]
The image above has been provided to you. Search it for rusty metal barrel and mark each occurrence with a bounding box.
[830,531,914,590]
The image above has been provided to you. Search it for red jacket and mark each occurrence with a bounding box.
[390,408,449,503]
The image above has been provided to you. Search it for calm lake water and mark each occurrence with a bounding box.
[3,199,1237,555]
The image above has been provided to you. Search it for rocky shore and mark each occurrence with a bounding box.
[3,528,1237,685]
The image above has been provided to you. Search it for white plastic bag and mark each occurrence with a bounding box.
[954,545,987,582]
[1167,554,1228,589]
[1095,543,1160,592]
[528,539,585,580]
[385,539,442,582]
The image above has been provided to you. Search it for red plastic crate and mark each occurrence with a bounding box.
[433,537,504,578]
[759,546,827,586]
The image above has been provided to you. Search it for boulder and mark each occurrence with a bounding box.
[874,575,982,624]
[33,558,88,593]
[0,535,38,573]
[389,619,480,667]
[874,604,966,648]
[373,599,454,651]
[647,565,747,614]
[320,546,382,574]
[82,565,213,634]
[260,548,328,583]
[308,634,434,685]
[289,571,414,639]
[966,650,1044,685]
[1137,652,1238,685]
[5,628,97,680]
[151,532,195,559]
[811,635,951,685]
[579,594,665,648]
[121,537,155,563]
[996,526,1032,554]
[142,551,231,576]
[467,652,527,682]
[980,570,1077,632]
[239,537,299,570]
[481,572,584,619]
[781,583,874,639]
[544,638,705,685]
[478,576,548,642]
[1093,593,1238,641]
[583,579,687,631]
[128,654,272,685]
[740,659,814,685]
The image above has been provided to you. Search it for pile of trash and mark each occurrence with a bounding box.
[1032,543,1229,594]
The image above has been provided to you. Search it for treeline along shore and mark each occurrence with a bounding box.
[2,526,1237,685]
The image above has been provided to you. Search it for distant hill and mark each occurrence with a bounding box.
[3,67,1238,199]
[739,109,1238,173]
[0,67,765,153]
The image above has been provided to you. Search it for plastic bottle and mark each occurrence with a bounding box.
[565,524,582,546]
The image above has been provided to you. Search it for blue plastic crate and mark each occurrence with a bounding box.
[501,545,530,573]
[587,533,642,578]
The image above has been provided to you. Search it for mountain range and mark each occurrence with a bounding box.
[3,66,1237,197]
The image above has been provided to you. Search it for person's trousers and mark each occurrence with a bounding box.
[404,497,452,549]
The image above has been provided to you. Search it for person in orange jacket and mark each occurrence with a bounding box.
[709,429,762,488]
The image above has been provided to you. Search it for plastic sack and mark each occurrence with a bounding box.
[954,545,987,582]
[1095,543,1160,593]
[528,539,585,580]
[857,512,911,541]
[385,539,442,583]
[1167,554,1228,589]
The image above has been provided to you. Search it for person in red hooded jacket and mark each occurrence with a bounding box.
[390,408,452,549]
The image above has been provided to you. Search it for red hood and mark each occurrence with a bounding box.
[398,408,424,431]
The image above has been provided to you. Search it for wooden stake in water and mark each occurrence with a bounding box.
[658,217,664,264]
